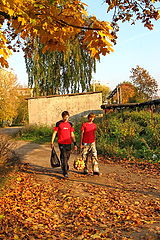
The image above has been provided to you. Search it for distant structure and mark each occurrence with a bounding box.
[106,85,122,104]
[101,98,160,114]
[27,91,103,126]
[17,87,33,97]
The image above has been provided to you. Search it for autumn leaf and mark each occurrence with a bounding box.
[0,0,114,67]
[0,162,159,239]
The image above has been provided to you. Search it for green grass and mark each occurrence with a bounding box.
[96,111,160,163]
[14,112,160,163]
[16,124,53,144]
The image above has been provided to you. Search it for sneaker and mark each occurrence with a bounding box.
[84,168,89,175]
[93,171,100,176]
[64,173,69,178]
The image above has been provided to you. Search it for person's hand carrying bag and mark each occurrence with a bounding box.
[50,147,60,168]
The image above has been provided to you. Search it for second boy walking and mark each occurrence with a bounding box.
[80,112,100,175]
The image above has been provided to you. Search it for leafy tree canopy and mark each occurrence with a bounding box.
[0,69,19,125]
[106,0,160,32]
[1,1,159,68]
[0,0,114,68]
[130,65,158,101]
[119,82,136,103]
[25,37,96,96]
[90,82,110,103]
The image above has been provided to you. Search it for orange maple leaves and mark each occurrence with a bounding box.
[0,169,159,239]
[0,0,114,68]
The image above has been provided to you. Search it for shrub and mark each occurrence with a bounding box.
[97,111,160,162]
[15,111,160,162]
[0,134,17,165]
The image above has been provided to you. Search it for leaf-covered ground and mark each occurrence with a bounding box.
[0,139,160,240]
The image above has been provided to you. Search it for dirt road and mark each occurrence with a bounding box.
[1,127,160,239]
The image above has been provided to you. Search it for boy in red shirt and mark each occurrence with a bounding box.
[51,111,77,178]
[80,112,100,175]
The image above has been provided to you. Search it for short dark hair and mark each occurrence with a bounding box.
[88,112,96,119]
[62,111,70,118]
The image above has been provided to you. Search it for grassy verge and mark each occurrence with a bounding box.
[14,111,160,163]
[96,111,160,163]
[15,124,53,144]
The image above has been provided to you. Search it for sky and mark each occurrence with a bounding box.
[8,0,160,94]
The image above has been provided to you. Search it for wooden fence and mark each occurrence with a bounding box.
[101,99,160,114]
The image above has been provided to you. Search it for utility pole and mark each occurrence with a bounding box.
[92,79,96,92]
[117,85,122,104]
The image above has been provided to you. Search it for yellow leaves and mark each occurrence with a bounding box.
[18,17,26,26]
[0,30,12,67]
[81,8,88,16]
[63,202,69,209]
[98,30,113,41]
[90,233,102,239]
[84,31,114,59]
[42,22,48,30]
[0,168,160,239]
[0,0,116,68]
[7,8,14,16]
[0,69,19,121]
[30,18,37,24]
[25,217,35,222]
[16,177,23,182]
[90,48,99,59]
[0,48,12,58]
[14,234,20,240]
[81,17,114,58]
[33,28,38,34]
[0,214,5,219]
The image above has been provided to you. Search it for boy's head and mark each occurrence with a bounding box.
[62,111,70,121]
[88,112,96,121]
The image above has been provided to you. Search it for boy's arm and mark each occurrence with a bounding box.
[71,132,78,151]
[80,130,84,149]
[51,131,57,149]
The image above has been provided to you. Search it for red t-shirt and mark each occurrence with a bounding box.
[54,120,74,144]
[81,122,97,143]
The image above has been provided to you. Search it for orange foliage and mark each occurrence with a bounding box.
[120,83,136,104]
[0,69,19,123]
[0,167,159,239]
[0,0,114,67]
[111,83,136,104]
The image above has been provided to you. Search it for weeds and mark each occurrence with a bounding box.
[16,124,53,144]
[14,111,160,163]
[0,135,17,165]
[0,134,19,189]
[96,111,160,162]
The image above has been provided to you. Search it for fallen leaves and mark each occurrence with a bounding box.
[0,168,160,239]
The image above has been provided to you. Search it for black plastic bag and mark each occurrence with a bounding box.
[50,148,60,168]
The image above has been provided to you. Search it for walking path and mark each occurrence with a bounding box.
[0,127,160,239]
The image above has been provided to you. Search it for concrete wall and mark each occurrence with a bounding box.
[27,92,102,126]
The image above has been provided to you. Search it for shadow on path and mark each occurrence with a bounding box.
[1,127,160,201]
[20,163,160,199]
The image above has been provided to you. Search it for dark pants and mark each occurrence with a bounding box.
[58,144,71,175]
